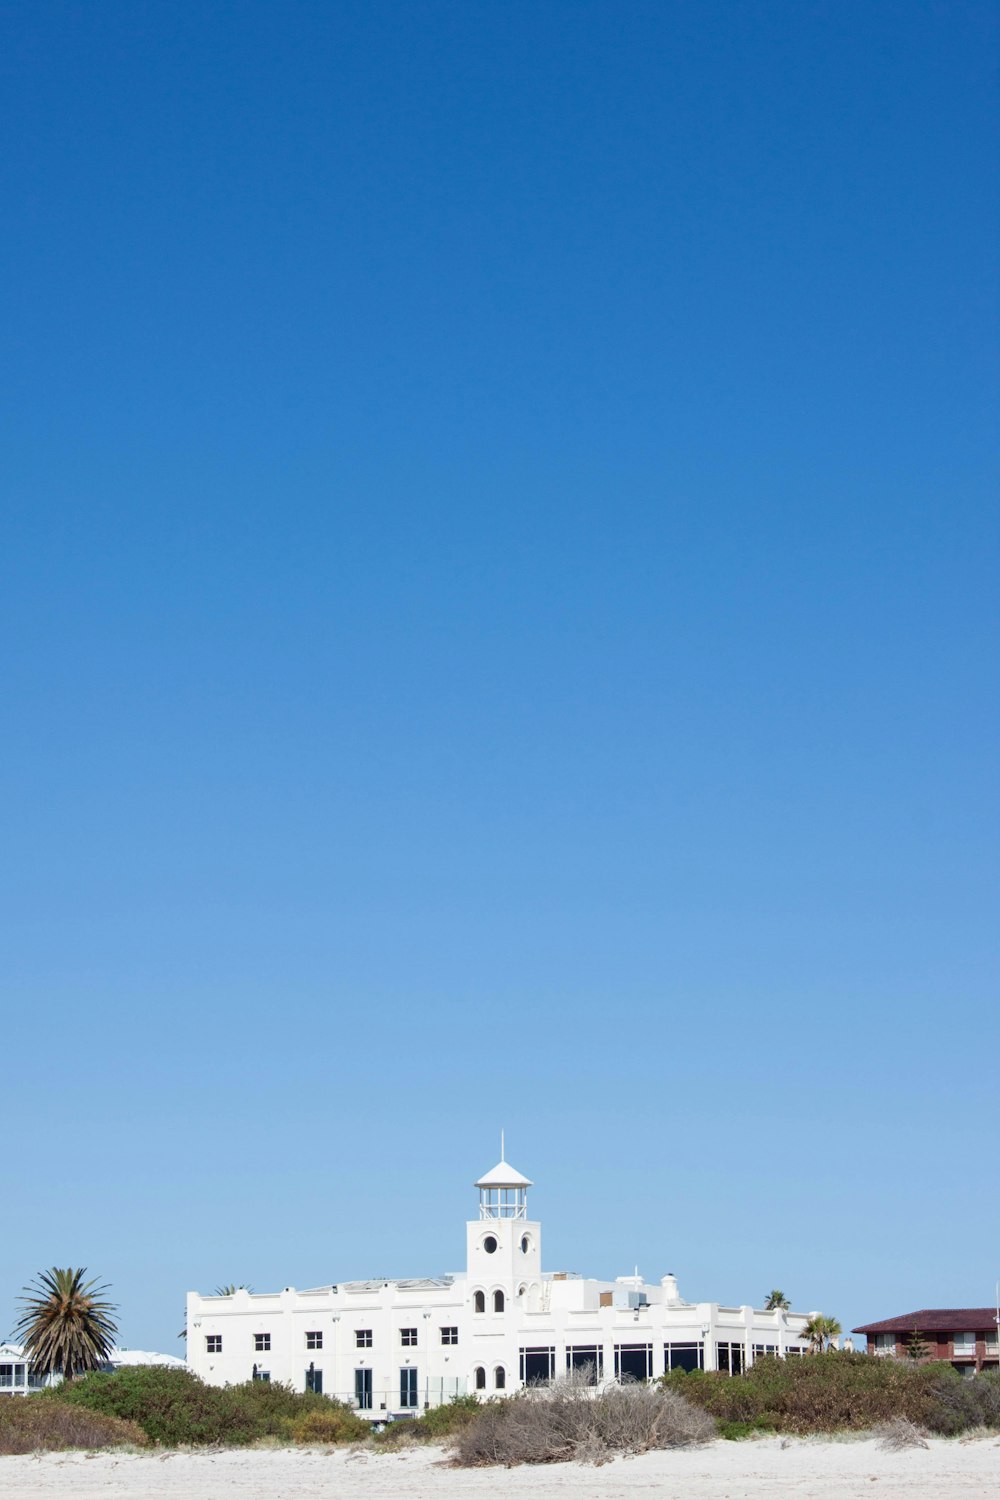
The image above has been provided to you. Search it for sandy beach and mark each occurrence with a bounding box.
[1,1437,997,1500]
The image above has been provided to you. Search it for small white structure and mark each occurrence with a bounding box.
[0,1343,42,1395]
[186,1153,813,1415]
[0,1343,185,1394]
[105,1349,188,1372]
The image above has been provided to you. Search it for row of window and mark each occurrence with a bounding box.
[220,1335,799,1375]
[248,1342,797,1404]
[516,1341,799,1384]
[209,1327,459,1356]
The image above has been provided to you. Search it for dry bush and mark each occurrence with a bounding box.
[290,1406,370,1445]
[0,1398,146,1455]
[452,1380,714,1466]
[590,1383,715,1451]
[874,1417,929,1450]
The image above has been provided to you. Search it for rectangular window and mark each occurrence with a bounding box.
[519,1347,555,1385]
[356,1329,373,1348]
[253,1369,271,1382]
[0,1365,13,1388]
[400,1328,418,1346]
[355,1368,373,1410]
[716,1342,744,1375]
[614,1344,653,1382]
[664,1342,703,1373]
[399,1367,418,1408]
[206,1335,222,1354]
[566,1346,603,1383]
[305,1331,323,1350]
[440,1326,458,1345]
[254,1333,271,1352]
[305,1367,323,1394]
[953,1332,975,1355]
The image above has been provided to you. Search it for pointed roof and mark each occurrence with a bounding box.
[475,1159,533,1188]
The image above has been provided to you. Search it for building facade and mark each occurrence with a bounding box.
[852,1309,1000,1375]
[186,1155,813,1415]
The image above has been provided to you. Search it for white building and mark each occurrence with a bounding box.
[186,1154,813,1416]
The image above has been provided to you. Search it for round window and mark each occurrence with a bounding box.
[483,1235,498,1254]
[520,1234,531,1254]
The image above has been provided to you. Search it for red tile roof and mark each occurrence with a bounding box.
[852,1308,999,1335]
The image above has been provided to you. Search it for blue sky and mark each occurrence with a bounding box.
[2,1,997,1354]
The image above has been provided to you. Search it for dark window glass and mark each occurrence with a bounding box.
[519,1347,555,1385]
[566,1347,602,1383]
[614,1344,653,1382]
[666,1344,702,1373]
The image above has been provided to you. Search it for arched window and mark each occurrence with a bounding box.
[520,1234,531,1254]
[473,1290,485,1314]
[493,1289,505,1313]
[494,1365,506,1390]
[475,1366,486,1390]
[517,1284,527,1297]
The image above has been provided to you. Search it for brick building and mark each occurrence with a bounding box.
[852,1309,1000,1375]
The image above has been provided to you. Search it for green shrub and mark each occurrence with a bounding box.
[0,1397,146,1455]
[661,1353,1000,1437]
[53,1365,362,1447]
[717,1417,778,1440]
[53,1366,254,1446]
[411,1393,484,1438]
[923,1367,1000,1435]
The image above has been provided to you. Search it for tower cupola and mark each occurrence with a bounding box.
[474,1152,532,1220]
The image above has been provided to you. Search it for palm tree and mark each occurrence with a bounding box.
[13,1268,118,1380]
[800,1313,842,1353]
[214,1283,253,1296]
[765,1290,790,1310]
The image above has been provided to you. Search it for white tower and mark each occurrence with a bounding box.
[466,1147,542,1311]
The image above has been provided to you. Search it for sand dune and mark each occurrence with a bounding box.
[2,1436,999,1500]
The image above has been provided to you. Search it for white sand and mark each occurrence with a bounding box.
[1,1438,998,1500]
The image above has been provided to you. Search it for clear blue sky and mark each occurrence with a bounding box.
[2,1,997,1355]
